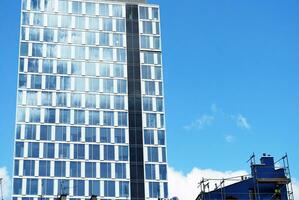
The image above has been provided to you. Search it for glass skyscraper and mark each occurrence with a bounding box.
[13,0,168,200]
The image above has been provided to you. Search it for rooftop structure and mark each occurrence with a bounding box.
[196,154,294,200]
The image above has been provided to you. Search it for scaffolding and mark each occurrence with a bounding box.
[198,154,295,200]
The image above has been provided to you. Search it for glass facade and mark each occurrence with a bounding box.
[13,0,167,200]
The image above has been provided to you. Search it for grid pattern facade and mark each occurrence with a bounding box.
[12,0,167,200]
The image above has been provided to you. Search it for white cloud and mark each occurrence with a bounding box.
[236,114,251,130]
[293,180,299,199]
[224,134,235,143]
[0,167,11,200]
[168,166,247,200]
[183,115,214,130]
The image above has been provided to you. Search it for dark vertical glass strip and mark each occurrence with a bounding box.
[126,4,145,200]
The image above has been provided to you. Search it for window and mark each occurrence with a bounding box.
[23,160,35,176]
[146,113,157,128]
[85,62,96,76]
[47,44,57,58]
[85,162,96,178]
[72,1,82,14]
[28,58,39,72]
[119,181,129,197]
[149,182,160,198]
[70,161,81,177]
[45,75,56,90]
[58,0,68,13]
[58,30,68,42]
[158,130,165,145]
[162,147,167,162]
[89,47,100,60]
[113,34,123,47]
[74,110,85,125]
[115,163,126,179]
[156,97,163,111]
[144,52,155,64]
[99,63,110,77]
[58,180,69,195]
[89,78,99,92]
[59,143,70,159]
[41,92,52,106]
[47,14,58,27]
[100,128,111,143]
[44,108,56,123]
[118,146,128,161]
[140,7,149,19]
[26,178,38,195]
[143,21,153,34]
[42,59,53,73]
[103,111,114,126]
[25,124,36,140]
[15,142,24,157]
[99,4,109,16]
[141,35,150,49]
[30,0,41,11]
[89,144,100,160]
[31,75,42,89]
[153,36,160,49]
[103,48,113,61]
[44,0,55,12]
[43,143,54,158]
[71,127,81,142]
[73,180,84,196]
[116,19,125,32]
[104,181,115,197]
[113,64,124,77]
[13,178,22,194]
[39,160,50,176]
[75,16,85,29]
[72,62,82,75]
[33,13,43,26]
[117,80,127,94]
[146,164,156,180]
[29,28,40,41]
[116,49,126,62]
[60,76,71,90]
[85,127,96,142]
[89,17,99,30]
[86,32,96,45]
[104,145,114,160]
[42,179,54,195]
[100,163,111,178]
[143,97,153,111]
[114,95,125,110]
[164,183,168,198]
[28,142,39,158]
[159,165,167,180]
[22,13,30,26]
[56,126,67,141]
[100,95,110,109]
[145,81,155,95]
[19,74,27,88]
[103,79,114,93]
[74,144,85,159]
[86,2,95,15]
[147,147,158,162]
[89,180,100,196]
[59,109,70,124]
[17,108,26,122]
[71,93,81,108]
[115,128,125,143]
[118,112,127,126]
[40,125,51,141]
[85,94,96,108]
[57,61,68,74]
[74,77,85,91]
[112,5,122,17]
[55,161,66,177]
[152,8,159,20]
[72,31,82,44]
[144,130,154,144]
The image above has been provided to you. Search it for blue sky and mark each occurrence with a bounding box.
[0,0,299,195]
